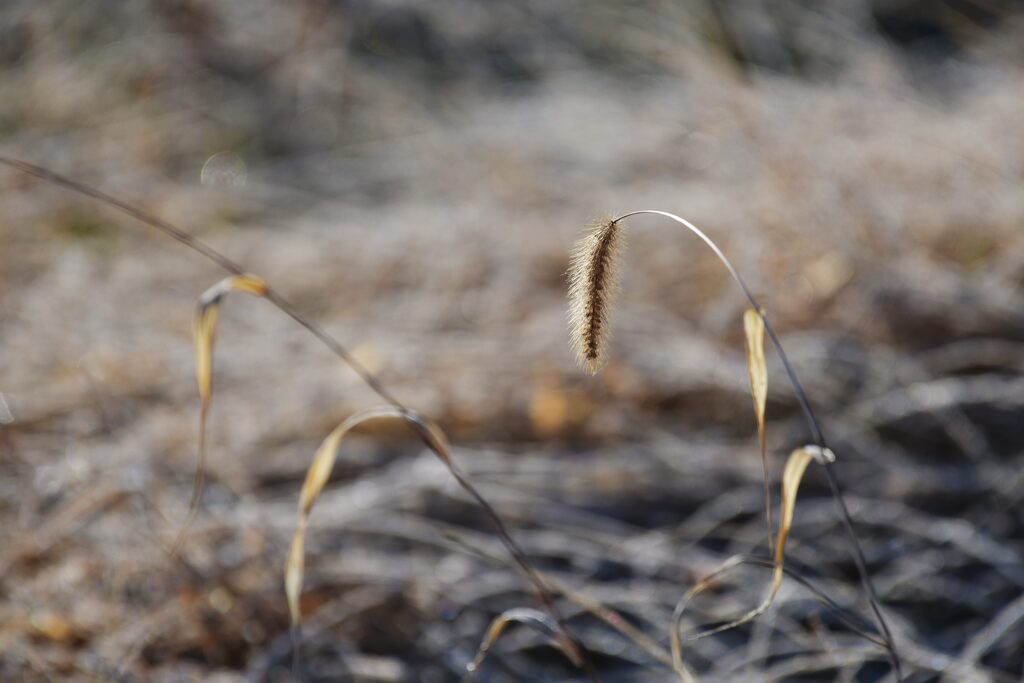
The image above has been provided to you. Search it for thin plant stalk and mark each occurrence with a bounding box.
[611,210,902,680]
[0,156,599,683]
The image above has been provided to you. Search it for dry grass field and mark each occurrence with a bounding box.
[1,2,1023,681]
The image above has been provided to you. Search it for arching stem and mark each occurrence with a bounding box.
[613,210,902,681]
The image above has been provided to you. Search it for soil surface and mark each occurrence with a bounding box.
[2,2,1023,681]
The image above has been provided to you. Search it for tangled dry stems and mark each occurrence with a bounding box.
[11,158,1024,682]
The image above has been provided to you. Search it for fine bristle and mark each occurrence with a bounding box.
[568,217,622,373]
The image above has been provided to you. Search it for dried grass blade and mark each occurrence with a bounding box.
[284,409,597,679]
[557,585,673,668]
[772,446,816,592]
[743,307,773,554]
[670,447,818,681]
[285,406,447,629]
[286,404,597,678]
[440,528,673,669]
[467,607,582,674]
[173,274,267,554]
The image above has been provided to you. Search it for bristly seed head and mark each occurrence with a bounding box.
[568,216,622,373]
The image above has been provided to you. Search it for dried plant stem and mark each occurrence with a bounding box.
[170,408,207,556]
[445,526,889,674]
[612,209,902,681]
[0,156,598,682]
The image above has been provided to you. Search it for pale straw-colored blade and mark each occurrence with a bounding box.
[173,274,267,554]
[743,307,773,553]
[467,607,583,674]
[284,407,450,629]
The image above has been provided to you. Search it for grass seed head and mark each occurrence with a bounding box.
[568,216,622,373]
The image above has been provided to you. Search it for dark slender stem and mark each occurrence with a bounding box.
[760,321,826,446]
[262,288,406,408]
[735,555,887,648]
[821,460,902,680]
[457,464,600,682]
[613,210,902,680]
[0,157,247,275]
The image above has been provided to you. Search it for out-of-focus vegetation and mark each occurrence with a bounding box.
[1,1,1023,681]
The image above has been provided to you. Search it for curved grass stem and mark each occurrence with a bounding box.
[612,209,902,681]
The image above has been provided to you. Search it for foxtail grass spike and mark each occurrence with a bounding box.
[569,217,622,373]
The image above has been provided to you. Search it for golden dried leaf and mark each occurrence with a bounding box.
[743,308,767,442]
[285,407,450,629]
[467,607,582,674]
[771,446,815,594]
[193,274,268,412]
[173,274,267,555]
[743,307,772,553]
[29,613,75,643]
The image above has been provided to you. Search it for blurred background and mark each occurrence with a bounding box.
[1,1,1023,681]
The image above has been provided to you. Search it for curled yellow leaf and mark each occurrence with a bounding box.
[193,274,268,411]
[771,446,815,594]
[467,607,582,674]
[173,274,267,555]
[285,407,450,629]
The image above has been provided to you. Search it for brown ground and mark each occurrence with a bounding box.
[1,2,1024,681]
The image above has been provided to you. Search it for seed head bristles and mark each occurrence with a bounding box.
[569,216,623,373]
